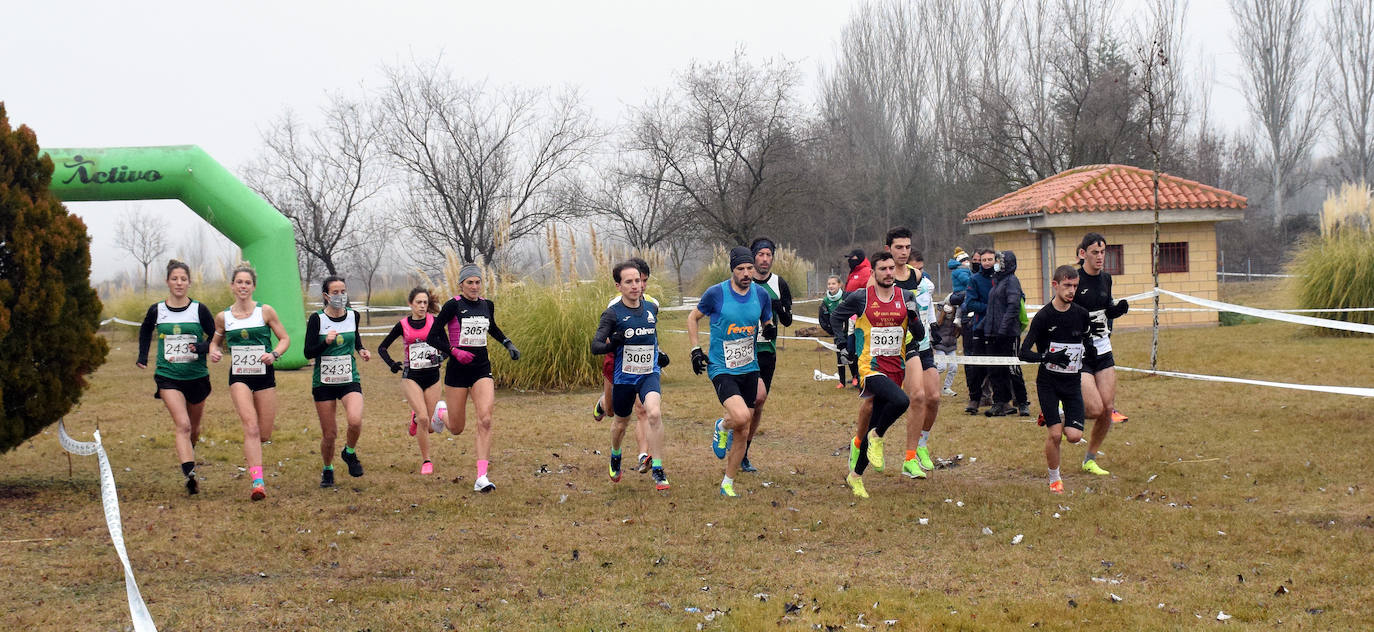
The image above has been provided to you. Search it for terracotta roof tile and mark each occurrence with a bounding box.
[964,164,1247,223]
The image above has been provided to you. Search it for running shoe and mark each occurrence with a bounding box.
[1049,480,1064,494]
[340,448,364,477]
[593,399,605,422]
[850,378,859,388]
[901,459,927,479]
[420,460,434,475]
[964,402,980,415]
[250,484,266,501]
[1111,409,1129,423]
[740,458,758,473]
[430,413,446,434]
[609,452,622,482]
[408,412,418,437]
[651,467,670,491]
[320,467,335,488]
[1017,403,1032,417]
[711,418,731,459]
[1082,459,1110,476]
[867,430,885,473]
[984,403,1016,417]
[835,382,847,389]
[848,440,860,473]
[846,472,869,498]
[915,445,934,471]
[941,387,957,397]
[185,473,199,495]
[720,481,737,497]
[637,454,652,474]
[473,475,496,493]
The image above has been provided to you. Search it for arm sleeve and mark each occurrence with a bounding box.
[136,304,157,365]
[1081,311,1099,362]
[830,290,866,347]
[1103,275,1128,319]
[198,304,216,341]
[376,322,404,367]
[353,311,366,352]
[775,278,793,326]
[303,313,325,359]
[903,290,927,348]
[589,309,619,355]
[428,300,458,349]
[1018,312,1046,363]
[818,303,835,336]
[759,287,773,323]
[485,300,509,344]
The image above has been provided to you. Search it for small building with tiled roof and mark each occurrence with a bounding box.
[963,164,1246,328]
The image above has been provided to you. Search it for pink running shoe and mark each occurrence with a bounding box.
[408,412,418,437]
[420,460,433,475]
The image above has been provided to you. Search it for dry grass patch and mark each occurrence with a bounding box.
[2,295,1371,630]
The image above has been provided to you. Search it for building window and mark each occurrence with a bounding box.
[1104,244,1123,275]
[1158,242,1188,273]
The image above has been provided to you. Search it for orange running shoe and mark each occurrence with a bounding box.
[1049,480,1064,494]
[1111,409,1128,423]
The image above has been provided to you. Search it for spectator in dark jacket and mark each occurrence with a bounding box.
[962,249,996,414]
[982,250,1025,417]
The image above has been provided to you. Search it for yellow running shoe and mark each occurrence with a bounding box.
[867,430,884,472]
[901,459,927,479]
[846,472,869,498]
[720,481,737,497]
[1082,459,1111,476]
[916,445,934,471]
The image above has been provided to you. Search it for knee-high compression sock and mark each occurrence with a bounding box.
[248,465,264,487]
[477,459,489,478]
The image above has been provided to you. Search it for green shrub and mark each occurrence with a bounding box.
[484,280,608,391]
[1287,183,1374,336]
[1219,312,1262,327]
[102,281,234,322]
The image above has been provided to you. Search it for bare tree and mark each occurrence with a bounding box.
[1325,0,1374,185]
[379,60,599,268]
[570,152,693,252]
[245,94,385,278]
[632,50,807,245]
[1232,0,1324,226]
[114,207,168,293]
[343,210,394,325]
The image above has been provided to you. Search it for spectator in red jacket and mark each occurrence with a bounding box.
[844,249,871,293]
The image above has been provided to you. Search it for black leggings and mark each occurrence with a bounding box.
[855,374,909,475]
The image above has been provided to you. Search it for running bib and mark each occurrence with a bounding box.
[1088,310,1112,354]
[408,342,437,369]
[319,355,354,384]
[459,316,489,347]
[163,334,198,363]
[230,345,267,376]
[722,337,754,369]
[1046,342,1085,374]
[870,326,904,357]
[622,344,655,375]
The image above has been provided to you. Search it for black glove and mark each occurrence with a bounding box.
[608,328,627,348]
[772,299,791,323]
[1088,319,1108,338]
[1115,299,1129,316]
[389,361,402,374]
[1044,349,1071,366]
[504,340,521,361]
[762,322,778,341]
[192,340,212,355]
[931,329,942,347]
[690,347,707,375]
[835,341,853,367]
[657,352,671,368]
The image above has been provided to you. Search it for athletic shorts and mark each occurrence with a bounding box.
[1037,374,1085,431]
[1082,351,1115,374]
[602,354,616,381]
[757,351,777,391]
[228,365,276,392]
[917,347,936,371]
[154,374,212,405]
[445,359,493,389]
[403,367,442,390]
[312,382,362,402]
[859,368,905,399]
[712,372,760,408]
[611,374,661,418]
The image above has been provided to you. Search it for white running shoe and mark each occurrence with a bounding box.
[430,401,448,433]
[473,475,495,493]
[941,388,957,397]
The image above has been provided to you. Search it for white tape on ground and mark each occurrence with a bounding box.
[58,422,158,632]
[1116,366,1374,398]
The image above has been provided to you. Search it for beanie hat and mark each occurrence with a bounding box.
[729,247,754,269]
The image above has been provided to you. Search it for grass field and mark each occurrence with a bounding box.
[3,283,1372,630]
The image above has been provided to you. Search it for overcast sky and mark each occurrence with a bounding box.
[3,0,1243,283]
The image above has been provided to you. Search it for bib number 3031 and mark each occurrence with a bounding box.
[231,345,267,375]
[319,354,354,384]
[869,326,904,357]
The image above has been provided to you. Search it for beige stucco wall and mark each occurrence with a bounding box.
[990,222,1221,329]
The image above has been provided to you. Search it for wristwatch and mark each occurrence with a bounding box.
[271,350,282,359]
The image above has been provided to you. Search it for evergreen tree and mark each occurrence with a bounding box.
[0,103,108,453]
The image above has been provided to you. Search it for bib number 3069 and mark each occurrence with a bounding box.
[622,344,655,375]
[231,345,267,375]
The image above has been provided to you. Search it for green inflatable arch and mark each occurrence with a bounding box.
[43,146,307,369]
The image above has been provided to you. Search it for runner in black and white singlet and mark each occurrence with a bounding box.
[207,263,290,501]
[1019,265,1097,494]
[427,262,521,493]
[377,287,446,476]
[743,237,792,473]
[304,276,372,488]
[137,259,216,495]
[590,261,671,491]
[1075,233,1130,477]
